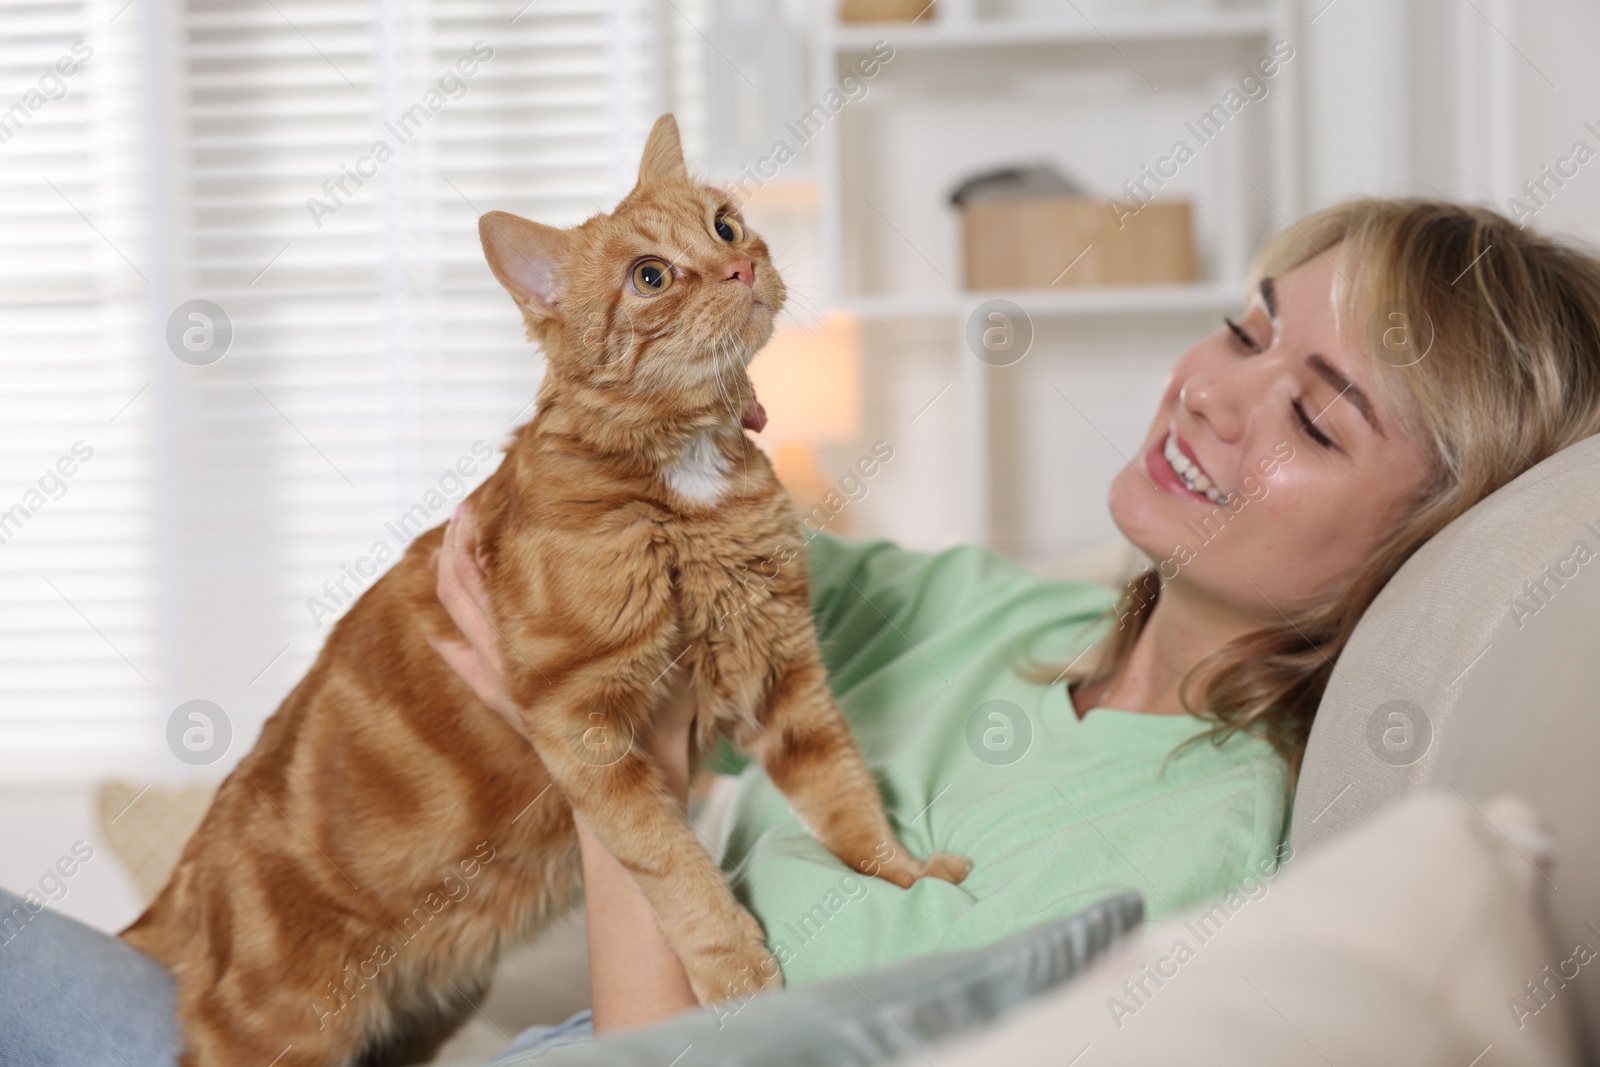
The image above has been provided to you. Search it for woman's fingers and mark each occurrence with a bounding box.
[436,509,498,656]
[432,499,528,731]
[427,635,484,694]
[427,636,529,739]
[448,502,485,588]
[453,499,492,574]
[434,538,487,650]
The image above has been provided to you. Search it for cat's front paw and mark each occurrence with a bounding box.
[683,917,783,1006]
[914,851,972,885]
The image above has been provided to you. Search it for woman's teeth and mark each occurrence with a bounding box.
[1163,434,1228,505]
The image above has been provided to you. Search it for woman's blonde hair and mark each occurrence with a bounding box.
[1035,197,1600,778]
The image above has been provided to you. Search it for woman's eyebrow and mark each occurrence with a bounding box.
[1306,353,1384,436]
[1260,277,1278,318]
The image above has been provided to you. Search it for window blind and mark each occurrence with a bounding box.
[0,0,155,783]
[1,0,679,782]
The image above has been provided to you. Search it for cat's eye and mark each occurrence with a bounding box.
[630,258,673,296]
[713,213,744,243]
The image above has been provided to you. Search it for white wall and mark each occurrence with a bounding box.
[1304,0,1600,239]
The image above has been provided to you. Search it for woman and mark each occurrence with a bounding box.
[431,197,1600,1056]
[3,198,1598,1067]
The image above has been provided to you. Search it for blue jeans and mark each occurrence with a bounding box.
[0,888,592,1066]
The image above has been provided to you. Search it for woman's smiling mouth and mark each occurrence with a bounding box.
[1147,427,1230,506]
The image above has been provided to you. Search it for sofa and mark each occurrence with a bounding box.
[92,432,1600,1065]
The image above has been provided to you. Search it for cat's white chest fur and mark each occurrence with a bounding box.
[661,430,731,507]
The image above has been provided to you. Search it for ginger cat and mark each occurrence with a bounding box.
[122,114,969,1067]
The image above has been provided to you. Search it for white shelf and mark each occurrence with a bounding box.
[813,0,1298,551]
[843,282,1242,321]
[830,10,1276,53]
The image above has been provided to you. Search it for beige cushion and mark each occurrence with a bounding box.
[929,789,1583,1067]
[95,781,214,903]
[1291,432,1600,1048]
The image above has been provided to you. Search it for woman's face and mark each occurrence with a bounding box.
[1108,250,1432,622]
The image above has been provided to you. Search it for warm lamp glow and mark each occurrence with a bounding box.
[748,313,863,526]
[748,313,861,444]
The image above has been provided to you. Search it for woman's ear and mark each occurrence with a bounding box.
[479,210,570,319]
[637,113,688,186]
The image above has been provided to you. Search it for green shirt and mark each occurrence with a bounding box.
[713,531,1288,986]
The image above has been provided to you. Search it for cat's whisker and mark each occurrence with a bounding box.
[708,339,735,424]
[771,251,822,274]
[714,343,749,498]
[724,341,753,490]
[777,295,846,326]
[709,339,745,485]
[776,281,845,302]
[777,296,829,325]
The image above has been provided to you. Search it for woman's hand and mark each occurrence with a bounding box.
[429,501,529,741]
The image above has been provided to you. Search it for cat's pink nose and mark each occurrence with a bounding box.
[724,257,754,288]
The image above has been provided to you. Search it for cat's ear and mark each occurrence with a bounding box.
[637,114,688,186]
[479,210,570,319]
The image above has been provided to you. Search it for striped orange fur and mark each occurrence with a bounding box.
[121,115,969,1067]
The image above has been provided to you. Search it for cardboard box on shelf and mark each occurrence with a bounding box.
[840,0,931,22]
[961,197,1195,289]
